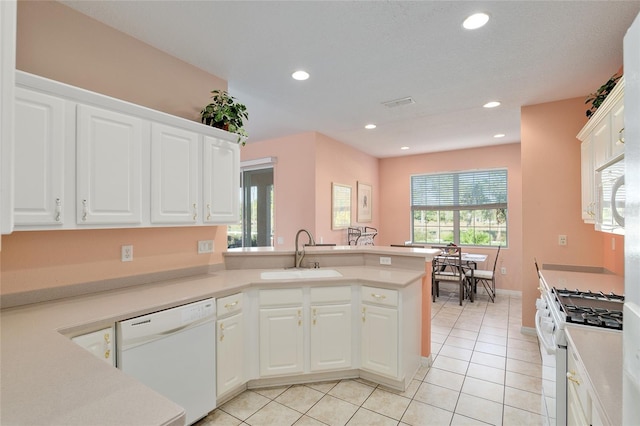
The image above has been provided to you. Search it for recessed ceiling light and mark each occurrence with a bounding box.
[463,12,489,30]
[494,133,506,138]
[483,101,501,108]
[365,124,377,130]
[400,146,410,150]
[291,70,310,81]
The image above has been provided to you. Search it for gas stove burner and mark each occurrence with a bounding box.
[555,288,625,302]
[553,288,625,330]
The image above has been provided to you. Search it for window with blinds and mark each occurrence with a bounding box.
[410,169,507,247]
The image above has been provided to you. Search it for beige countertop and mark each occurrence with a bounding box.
[539,268,625,295]
[565,326,623,426]
[0,264,424,426]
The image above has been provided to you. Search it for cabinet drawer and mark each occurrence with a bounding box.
[259,288,303,307]
[217,293,243,316]
[310,286,351,304]
[361,286,398,307]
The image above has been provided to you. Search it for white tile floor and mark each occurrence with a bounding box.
[197,286,553,425]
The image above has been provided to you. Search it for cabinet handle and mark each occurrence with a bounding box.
[618,127,625,144]
[104,349,110,359]
[103,333,110,344]
[219,323,225,341]
[224,301,239,309]
[192,203,197,221]
[55,198,62,222]
[371,293,386,300]
[362,307,366,322]
[313,308,317,326]
[566,371,580,385]
[207,203,212,221]
[297,309,302,326]
[82,199,88,221]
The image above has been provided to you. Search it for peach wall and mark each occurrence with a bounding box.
[315,133,379,245]
[240,132,380,247]
[379,143,523,292]
[239,132,317,249]
[1,1,229,295]
[521,97,610,327]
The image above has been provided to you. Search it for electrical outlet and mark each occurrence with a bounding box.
[501,267,507,275]
[558,235,567,246]
[121,245,133,262]
[380,256,392,265]
[198,240,214,254]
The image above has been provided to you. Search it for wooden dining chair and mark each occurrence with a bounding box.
[466,245,501,302]
[431,245,473,305]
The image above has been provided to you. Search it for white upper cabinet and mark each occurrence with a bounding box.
[151,123,199,224]
[610,96,625,159]
[12,71,240,230]
[14,88,66,226]
[577,77,624,226]
[203,136,239,224]
[76,104,145,225]
[1,0,16,235]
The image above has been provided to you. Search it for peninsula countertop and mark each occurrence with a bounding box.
[0,262,427,426]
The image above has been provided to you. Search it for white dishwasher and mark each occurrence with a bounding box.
[117,298,216,425]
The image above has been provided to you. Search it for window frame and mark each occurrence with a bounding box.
[410,168,508,247]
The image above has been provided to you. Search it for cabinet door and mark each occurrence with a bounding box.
[151,123,199,224]
[259,307,304,377]
[77,105,144,225]
[14,88,66,226]
[217,312,244,396]
[71,327,115,366]
[592,118,611,169]
[202,136,239,224]
[581,139,596,223]
[610,96,625,159]
[310,304,352,372]
[361,304,398,377]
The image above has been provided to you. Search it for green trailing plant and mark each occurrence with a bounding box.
[200,89,248,145]
[585,73,622,118]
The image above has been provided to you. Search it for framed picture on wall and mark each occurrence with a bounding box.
[332,183,352,229]
[357,181,372,222]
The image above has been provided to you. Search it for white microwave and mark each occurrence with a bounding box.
[596,155,625,234]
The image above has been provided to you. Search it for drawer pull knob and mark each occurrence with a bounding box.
[220,323,225,341]
[371,293,386,300]
[298,309,302,326]
[566,371,580,385]
[224,301,239,309]
[362,307,366,322]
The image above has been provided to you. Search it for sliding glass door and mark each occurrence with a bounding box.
[228,166,274,248]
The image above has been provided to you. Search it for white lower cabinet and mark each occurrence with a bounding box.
[361,286,399,378]
[567,342,609,426]
[216,293,245,397]
[71,327,115,366]
[310,287,352,372]
[259,288,304,377]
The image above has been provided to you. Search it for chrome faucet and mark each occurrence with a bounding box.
[294,229,316,268]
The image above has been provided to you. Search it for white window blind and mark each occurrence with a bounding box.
[411,169,507,210]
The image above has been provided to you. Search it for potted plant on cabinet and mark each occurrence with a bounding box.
[200,89,248,145]
[585,73,622,118]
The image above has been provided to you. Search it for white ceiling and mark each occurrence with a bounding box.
[60,1,640,158]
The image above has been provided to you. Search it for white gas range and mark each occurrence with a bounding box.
[534,265,625,426]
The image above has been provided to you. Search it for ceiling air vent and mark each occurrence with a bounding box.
[382,96,415,108]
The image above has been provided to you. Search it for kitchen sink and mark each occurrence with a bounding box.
[260,269,343,280]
